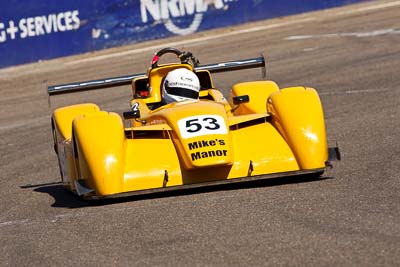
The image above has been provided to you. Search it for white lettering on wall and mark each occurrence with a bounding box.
[0,10,80,43]
[140,0,232,35]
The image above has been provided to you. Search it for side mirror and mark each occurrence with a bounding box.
[233,95,250,105]
[123,110,140,119]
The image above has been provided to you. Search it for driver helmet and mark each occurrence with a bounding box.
[162,68,200,104]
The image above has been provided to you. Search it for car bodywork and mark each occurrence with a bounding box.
[49,48,340,199]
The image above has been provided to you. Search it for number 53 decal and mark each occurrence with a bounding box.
[178,115,227,139]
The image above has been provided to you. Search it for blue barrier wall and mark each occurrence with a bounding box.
[0,0,367,68]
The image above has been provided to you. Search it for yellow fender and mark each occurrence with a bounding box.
[267,87,328,169]
[73,112,125,196]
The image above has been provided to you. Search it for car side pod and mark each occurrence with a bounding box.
[267,87,328,170]
[229,81,280,115]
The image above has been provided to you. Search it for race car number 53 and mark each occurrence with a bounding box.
[178,115,227,139]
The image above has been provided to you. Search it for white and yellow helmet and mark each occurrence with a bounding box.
[162,68,200,104]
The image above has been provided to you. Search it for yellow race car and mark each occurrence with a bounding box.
[49,48,340,199]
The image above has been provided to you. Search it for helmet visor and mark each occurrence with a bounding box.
[165,86,199,99]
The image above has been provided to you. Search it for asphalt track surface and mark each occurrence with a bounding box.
[1,1,400,266]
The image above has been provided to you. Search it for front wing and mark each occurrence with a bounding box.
[79,168,326,200]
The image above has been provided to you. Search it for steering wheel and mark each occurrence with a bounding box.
[151,47,199,69]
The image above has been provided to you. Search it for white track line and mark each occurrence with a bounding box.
[336,0,400,15]
[65,18,315,66]
[285,28,400,40]
[319,88,391,96]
